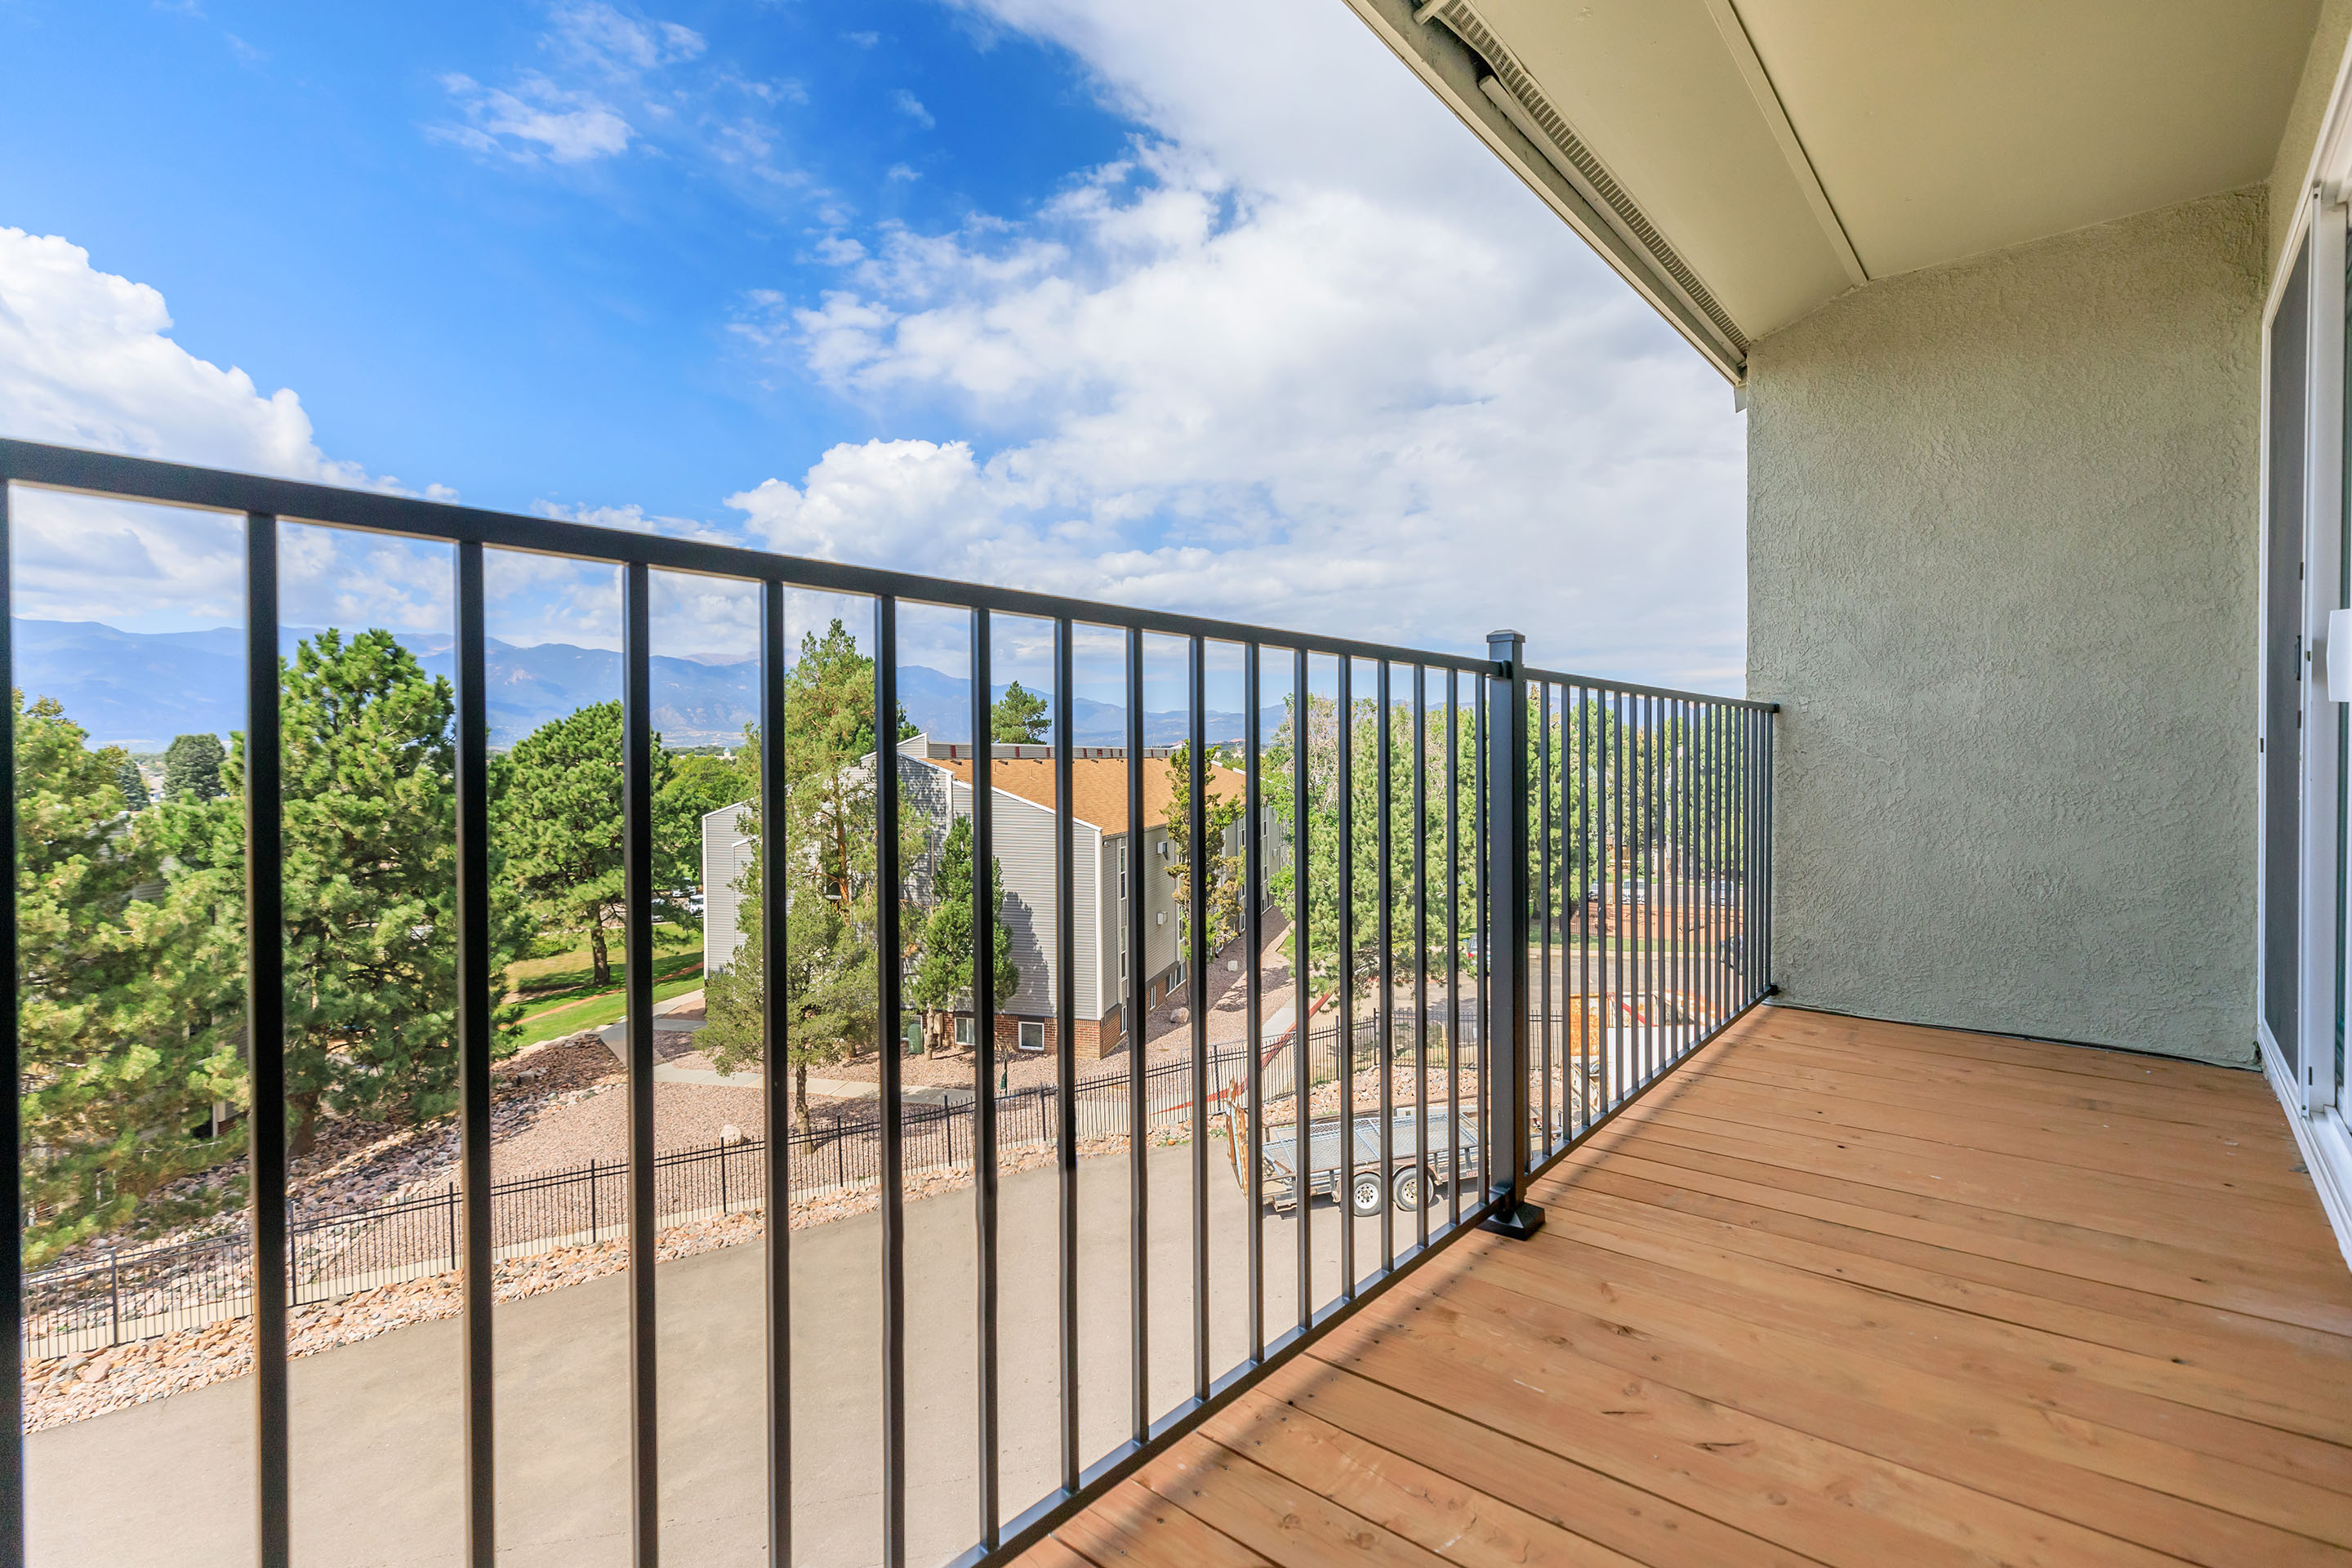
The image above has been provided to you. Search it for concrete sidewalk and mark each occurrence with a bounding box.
[28,1141,1438,1566]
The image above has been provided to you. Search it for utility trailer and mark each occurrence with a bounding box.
[1249,1106,1481,1217]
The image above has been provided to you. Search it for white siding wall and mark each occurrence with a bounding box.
[702,802,754,974]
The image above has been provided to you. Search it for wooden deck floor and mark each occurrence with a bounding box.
[1019,1006,2352,1568]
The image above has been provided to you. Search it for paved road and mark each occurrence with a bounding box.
[28,1141,1463,1567]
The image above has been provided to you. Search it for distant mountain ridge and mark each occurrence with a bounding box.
[12,619,1270,751]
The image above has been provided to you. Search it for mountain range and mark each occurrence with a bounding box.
[12,619,1271,751]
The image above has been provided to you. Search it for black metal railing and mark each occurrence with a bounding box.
[0,437,1773,1568]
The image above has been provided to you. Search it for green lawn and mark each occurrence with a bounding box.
[503,925,706,1051]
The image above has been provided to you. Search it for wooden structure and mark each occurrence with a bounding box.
[1020,1005,2352,1566]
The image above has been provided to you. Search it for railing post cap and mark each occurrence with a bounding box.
[1486,629,1526,657]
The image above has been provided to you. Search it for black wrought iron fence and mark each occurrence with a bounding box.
[0,437,1772,1568]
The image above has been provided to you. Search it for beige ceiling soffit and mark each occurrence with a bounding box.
[1415,0,1750,360]
[1702,0,1867,287]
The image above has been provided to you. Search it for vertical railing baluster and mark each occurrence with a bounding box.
[1242,641,1264,1360]
[970,607,1000,1549]
[1538,681,1552,1155]
[1472,674,1486,1204]
[759,580,791,1568]
[1375,659,1393,1271]
[1411,665,1428,1251]
[0,474,19,1568]
[1292,645,1312,1324]
[1480,631,1541,1238]
[1445,670,1460,1226]
[1762,704,1775,993]
[1187,635,1209,1403]
[621,562,658,1568]
[1334,657,1356,1298]
[1053,617,1079,1498]
[873,595,906,1567]
[245,510,292,1568]
[1123,626,1147,1441]
[453,540,496,1568]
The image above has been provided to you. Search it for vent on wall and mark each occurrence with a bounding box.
[1414,0,1749,360]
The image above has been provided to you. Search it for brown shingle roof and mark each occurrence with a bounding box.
[935,756,1244,837]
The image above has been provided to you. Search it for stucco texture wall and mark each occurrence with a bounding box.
[1746,189,2266,1065]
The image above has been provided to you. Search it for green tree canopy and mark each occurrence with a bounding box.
[701,619,923,1132]
[163,732,225,801]
[989,680,1049,745]
[114,756,151,812]
[495,700,698,986]
[1163,739,1247,965]
[164,630,532,1153]
[17,693,244,1263]
[906,813,1018,1051]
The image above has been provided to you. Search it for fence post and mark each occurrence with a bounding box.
[1481,630,1544,1239]
[447,1185,459,1274]
[589,1156,599,1245]
[108,1247,121,1349]
[720,1139,729,1215]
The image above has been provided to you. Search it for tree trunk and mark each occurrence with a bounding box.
[589,920,611,987]
[793,1061,813,1138]
[287,1089,322,1160]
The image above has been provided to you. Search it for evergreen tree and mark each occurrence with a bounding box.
[906,814,1018,1053]
[1162,738,1247,965]
[495,701,697,986]
[160,630,530,1154]
[163,732,225,801]
[114,757,151,811]
[701,620,922,1133]
[17,693,243,1263]
[989,680,1049,745]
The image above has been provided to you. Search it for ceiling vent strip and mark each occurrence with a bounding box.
[1416,0,1749,358]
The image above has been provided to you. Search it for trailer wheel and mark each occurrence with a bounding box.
[1349,1170,1386,1217]
[1392,1165,1431,1213]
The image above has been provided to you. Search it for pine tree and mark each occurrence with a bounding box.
[163,732,225,801]
[1163,737,1247,964]
[114,756,151,811]
[700,620,922,1134]
[496,701,697,986]
[906,814,1018,1053]
[16,693,243,1263]
[989,680,1049,744]
[160,630,530,1154]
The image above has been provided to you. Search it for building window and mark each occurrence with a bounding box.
[1018,1021,1045,1053]
[956,1017,973,1049]
[1120,864,1128,900]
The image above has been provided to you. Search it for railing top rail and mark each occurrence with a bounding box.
[0,439,1499,675]
[1518,662,1778,712]
[0,439,1763,710]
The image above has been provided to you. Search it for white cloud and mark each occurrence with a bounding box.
[0,228,467,635]
[432,72,634,164]
[891,89,936,129]
[725,0,1746,688]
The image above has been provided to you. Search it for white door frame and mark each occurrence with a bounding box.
[2260,61,2352,1262]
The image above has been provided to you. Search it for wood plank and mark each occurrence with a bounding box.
[1018,1537,1101,1568]
[1713,1036,2301,1137]
[1564,1143,2352,1333]
[1312,1298,2168,1568]
[1544,1160,2352,1364]
[1546,1178,2352,1435]
[1753,1011,2275,1096]
[1258,1357,1821,1568]
[1199,1386,1649,1567]
[1452,1237,2352,1555]
[1622,1072,2317,1204]
[1676,1047,2295,1138]
[1135,1439,1449,1567]
[1051,1477,1272,1568]
[1613,1104,2331,1258]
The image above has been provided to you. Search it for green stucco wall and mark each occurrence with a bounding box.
[1745,189,2267,1064]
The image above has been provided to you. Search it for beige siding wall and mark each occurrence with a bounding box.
[1746,189,2266,1064]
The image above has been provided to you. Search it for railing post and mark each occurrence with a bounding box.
[1481,630,1544,1239]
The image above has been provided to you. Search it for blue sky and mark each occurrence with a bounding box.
[0,0,1744,692]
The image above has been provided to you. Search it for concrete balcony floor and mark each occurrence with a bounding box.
[1020,1008,2352,1567]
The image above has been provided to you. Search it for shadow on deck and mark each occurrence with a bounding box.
[1019,1005,2352,1567]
